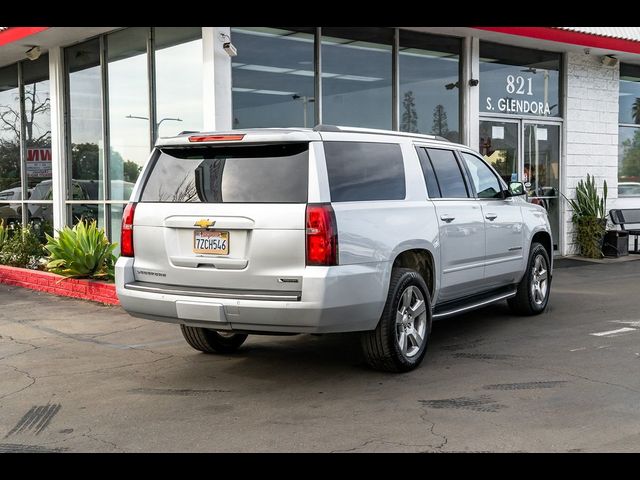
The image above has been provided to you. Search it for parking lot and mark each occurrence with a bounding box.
[1,258,640,452]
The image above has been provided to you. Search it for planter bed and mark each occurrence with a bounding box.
[0,265,119,305]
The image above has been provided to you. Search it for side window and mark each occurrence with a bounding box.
[426,148,469,198]
[324,142,406,202]
[416,147,441,198]
[461,152,503,199]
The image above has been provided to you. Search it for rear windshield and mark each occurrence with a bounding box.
[140,143,309,203]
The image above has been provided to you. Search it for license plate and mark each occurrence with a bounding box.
[193,230,229,255]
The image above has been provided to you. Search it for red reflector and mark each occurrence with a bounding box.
[306,204,338,266]
[121,203,136,257]
[188,134,245,142]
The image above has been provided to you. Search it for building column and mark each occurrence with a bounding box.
[461,36,480,149]
[202,27,233,131]
[563,51,620,255]
[48,46,67,235]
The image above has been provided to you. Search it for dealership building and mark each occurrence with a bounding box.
[1,26,640,256]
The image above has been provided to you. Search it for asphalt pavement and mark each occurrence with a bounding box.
[1,258,640,452]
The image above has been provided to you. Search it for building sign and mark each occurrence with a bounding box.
[26,148,52,177]
[484,74,552,116]
[479,42,561,118]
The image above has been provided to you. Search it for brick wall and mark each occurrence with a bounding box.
[564,52,620,255]
[0,265,119,305]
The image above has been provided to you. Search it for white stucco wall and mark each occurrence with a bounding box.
[563,52,620,255]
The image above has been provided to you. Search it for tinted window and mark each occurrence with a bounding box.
[141,143,308,203]
[416,147,441,198]
[461,152,503,199]
[324,142,405,202]
[426,148,468,198]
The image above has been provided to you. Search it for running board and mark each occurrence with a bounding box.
[432,286,517,320]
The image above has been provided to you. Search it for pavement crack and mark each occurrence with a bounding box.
[82,427,123,452]
[37,354,174,379]
[88,324,145,339]
[0,335,41,361]
[420,411,448,451]
[0,364,37,400]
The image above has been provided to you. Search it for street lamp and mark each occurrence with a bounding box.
[126,115,183,135]
[292,95,315,128]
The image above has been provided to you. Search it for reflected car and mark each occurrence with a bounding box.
[616,182,640,210]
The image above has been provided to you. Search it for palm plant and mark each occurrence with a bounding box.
[633,97,640,125]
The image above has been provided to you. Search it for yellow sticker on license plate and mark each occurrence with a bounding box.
[193,230,229,255]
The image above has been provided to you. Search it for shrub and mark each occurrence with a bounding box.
[563,174,608,259]
[0,220,7,251]
[0,223,46,268]
[45,220,117,281]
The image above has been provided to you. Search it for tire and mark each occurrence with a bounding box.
[361,268,432,373]
[180,325,248,354]
[508,242,551,316]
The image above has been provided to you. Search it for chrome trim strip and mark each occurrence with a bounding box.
[432,291,516,319]
[125,281,301,301]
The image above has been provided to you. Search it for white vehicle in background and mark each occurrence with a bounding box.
[616,182,640,209]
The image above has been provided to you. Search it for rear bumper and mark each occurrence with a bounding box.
[115,257,386,334]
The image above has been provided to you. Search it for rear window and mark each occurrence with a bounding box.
[324,141,405,202]
[140,143,308,203]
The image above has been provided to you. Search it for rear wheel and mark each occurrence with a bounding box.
[508,242,551,315]
[361,268,432,372]
[180,325,248,354]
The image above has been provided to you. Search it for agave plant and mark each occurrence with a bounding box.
[563,174,608,258]
[44,220,117,280]
[564,174,608,221]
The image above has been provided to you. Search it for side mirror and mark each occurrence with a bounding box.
[507,181,526,196]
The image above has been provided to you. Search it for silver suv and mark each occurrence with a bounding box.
[115,125,553,372]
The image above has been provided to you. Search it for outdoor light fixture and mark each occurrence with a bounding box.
[601,55,618,67]
[25,46,41,61]
[445,82,459,90]
[220,33,237,57]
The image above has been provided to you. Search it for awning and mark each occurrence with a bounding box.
[474,27,640,55]
[0,27,49,47]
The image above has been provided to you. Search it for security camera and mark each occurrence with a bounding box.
[223,41,237,57]
[25,46,41,61]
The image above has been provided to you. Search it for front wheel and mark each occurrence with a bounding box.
[180,325,248,354]
[361,268,432,372]
[508,242,551,315]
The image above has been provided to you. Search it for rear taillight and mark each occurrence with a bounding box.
[121,203,136,257]
[306,204,338,266]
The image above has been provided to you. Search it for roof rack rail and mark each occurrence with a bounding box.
[312,124,450,142]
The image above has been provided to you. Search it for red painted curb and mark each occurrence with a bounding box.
[0,265,119,305]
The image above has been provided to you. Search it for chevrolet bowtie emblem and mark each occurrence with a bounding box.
[194,219,215,228]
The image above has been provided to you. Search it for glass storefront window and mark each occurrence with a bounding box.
[619,126,640,186]
[399,31,461,141]
[322,27,393,129]
[619,65,640,193]
[155,27,203,138]
[231,27,315,129]
[479,42,561,118]
[619,64,640,125]
[23,55,52,197]
[0,64,20,203]
[108,27,149,201]
[66,38,104,201]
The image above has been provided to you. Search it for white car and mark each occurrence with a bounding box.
[116,125,553,372]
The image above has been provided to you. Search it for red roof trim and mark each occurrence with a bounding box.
[0,27,48,47]
[474,27,640,55]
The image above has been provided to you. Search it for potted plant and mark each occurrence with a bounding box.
[564,174,608,259]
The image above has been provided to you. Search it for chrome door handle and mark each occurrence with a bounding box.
[440,215,455,223]
[485,213,498,221]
